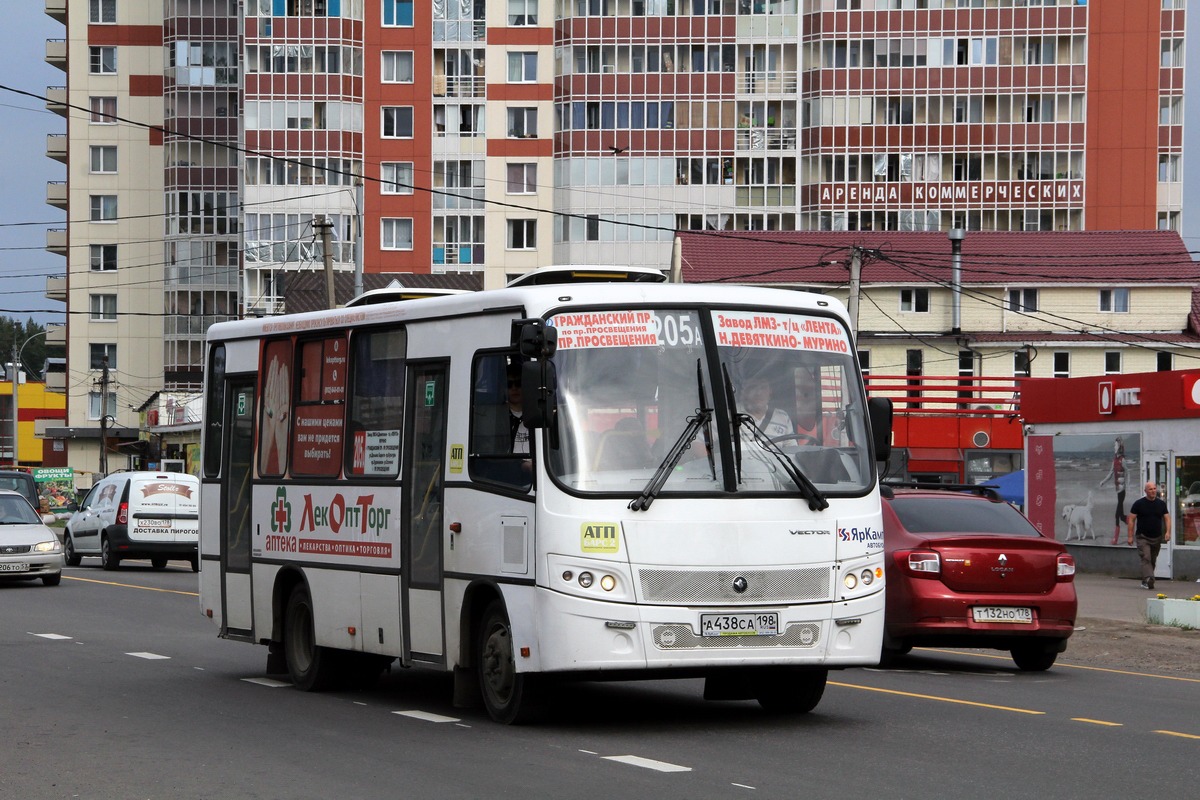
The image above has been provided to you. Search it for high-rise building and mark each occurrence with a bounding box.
[42,0,1190,473]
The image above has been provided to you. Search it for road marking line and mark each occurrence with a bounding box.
[127,652,170,660]
[829,681,1044,714]
[242,677,290,687]
[603,755,692,772]
[732,783,756,790]
[1072,718,1123,727]
[1155,730,1200,740]
[393,710,461,723]
[30,633,72,640]
[916,647,1200,683]
[64,574,198,597]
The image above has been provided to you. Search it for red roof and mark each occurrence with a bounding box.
[678,230,1198,286]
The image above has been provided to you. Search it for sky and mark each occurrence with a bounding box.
[0,4,65,327]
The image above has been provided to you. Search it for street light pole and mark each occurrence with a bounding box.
[11,330,47,467]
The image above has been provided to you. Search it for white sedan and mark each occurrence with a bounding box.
[0,489,64,586]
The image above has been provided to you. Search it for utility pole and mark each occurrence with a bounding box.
[847,246,862,338]
[314,215,336,309]
[354,179,365,300]
[99,356,110,476]
[9,340,17,465]
[949,228,966,335]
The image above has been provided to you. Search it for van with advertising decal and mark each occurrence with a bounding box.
[64,471,199,571]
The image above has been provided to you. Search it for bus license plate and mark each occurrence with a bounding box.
[700,612,779,637]
[0,562,30,572]
[972,606,1032,624]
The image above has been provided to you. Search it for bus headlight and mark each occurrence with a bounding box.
[843,572,858,590]
[600,574,616,592]
[578,571,594,588]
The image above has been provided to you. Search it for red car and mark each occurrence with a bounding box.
[881,483,1078,671]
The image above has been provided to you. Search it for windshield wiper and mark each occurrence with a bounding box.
[736,413,830,512]
[722,365,743,483]
[630,360,714,512]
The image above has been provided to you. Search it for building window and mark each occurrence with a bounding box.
[89,0,116,24]
[899,288,930,313]
[382,0,414,26]
[381,51,414,82]
[88,392,119,420]
[507,107,537,138]
[382,106,414,138]
[508,0,538,25]
[1007,288,1038,312]
[906,348,922,409]
[506,164,537,194]
[381,218,413,250]
[1099,288,1129,313]
[1157,351,1173,372]
[89,96,116,123]
[89,145,117,173]
[90,244,117,271]
[1104,351,1122,375]
[507,52,537,82]
[1052,351,1070,378]
[90,294,117,321]
[89,46,117,75]
[90,195,118,221]
[507,219,536,250]
[1014,350,1031,378]
[381,162,414,194]
[90,343,117,370]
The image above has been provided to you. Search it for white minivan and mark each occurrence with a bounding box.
[64,472,200,571]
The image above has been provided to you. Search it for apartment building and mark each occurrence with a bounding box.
[41,0,1190,474]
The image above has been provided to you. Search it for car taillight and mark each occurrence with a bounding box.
[117,502,128,525]
[1056,553,1076,579]
[903,550,941,576]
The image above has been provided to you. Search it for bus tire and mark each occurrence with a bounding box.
[100,536,120,571]
[477,599,540,724]
[755,667,827,714]
[284,584,340,691]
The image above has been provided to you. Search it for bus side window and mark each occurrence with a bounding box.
[344,327,406,478]
[469,352,532,491]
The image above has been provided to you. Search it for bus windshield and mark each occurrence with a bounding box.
[545,306,873,497]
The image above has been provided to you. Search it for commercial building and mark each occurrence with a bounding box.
[40,1,1193,472]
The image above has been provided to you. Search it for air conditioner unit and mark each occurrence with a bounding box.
[161,458,185,473]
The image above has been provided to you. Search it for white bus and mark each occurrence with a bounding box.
[198,269,892,723]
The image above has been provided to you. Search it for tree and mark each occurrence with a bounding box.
[0,318,62,380]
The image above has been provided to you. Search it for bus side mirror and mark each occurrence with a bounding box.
[521,359,557,430]
[517,321,557,358]
[867,396,893,463]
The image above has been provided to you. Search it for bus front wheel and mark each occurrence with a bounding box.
[756,667,827,714]
[284,584,340,691]
[476,600,540,724]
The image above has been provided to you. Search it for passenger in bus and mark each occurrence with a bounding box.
[507,364,530,454]
[737,374,793,438]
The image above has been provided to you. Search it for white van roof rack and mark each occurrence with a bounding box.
[505,265,668,287]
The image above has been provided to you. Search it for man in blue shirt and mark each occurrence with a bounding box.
[1127,482,1170,590]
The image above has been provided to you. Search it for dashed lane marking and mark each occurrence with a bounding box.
[30,633,72,640]
[1073,718,1123,727]
[915,647,1200,683]
[1155,730,1200,740]
[829,680,1044,715]
[127,652,170,660]
[393,710,461,723]
[602,755,692,773]
[241,677,290,688]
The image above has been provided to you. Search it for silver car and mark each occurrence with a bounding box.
[0,489,64,586]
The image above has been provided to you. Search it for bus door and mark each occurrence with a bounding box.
[1143,451,1173,579]
[221,376,256,635]
[403,360,449,663]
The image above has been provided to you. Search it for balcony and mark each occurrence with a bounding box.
[45,39,66,71]
[45,230,66,257]
[46,181,67,209]
[45,324,66,347]
[45,0,66,22]
[46,133,67,163]
[45,275,66,301]
[46,86,67,116]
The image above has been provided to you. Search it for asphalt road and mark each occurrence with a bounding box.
[3,561,1196,800]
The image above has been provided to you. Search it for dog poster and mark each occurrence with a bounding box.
[1048,432,1141,545]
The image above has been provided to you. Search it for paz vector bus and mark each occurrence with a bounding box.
[198,267,893,723]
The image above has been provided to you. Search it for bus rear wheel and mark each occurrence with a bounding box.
[284,584,340,691]
[755,667,828,714]
[476,600,540,724]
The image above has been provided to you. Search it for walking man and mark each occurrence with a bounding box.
[1127,481,1170,590]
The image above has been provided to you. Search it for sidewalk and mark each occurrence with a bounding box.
[1074,572,1200,624]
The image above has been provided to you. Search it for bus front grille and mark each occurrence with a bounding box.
[637,567,830,605]
[651,623,822,650]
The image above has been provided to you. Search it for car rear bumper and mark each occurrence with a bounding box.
[886,583,1077,647]
[106,525,197,559]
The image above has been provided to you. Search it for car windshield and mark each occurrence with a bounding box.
[0,496,40,525]
[891,496,1041,536]
[544,306,873,497]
